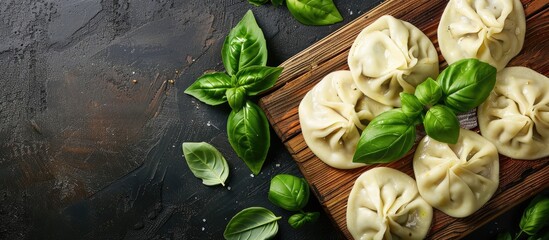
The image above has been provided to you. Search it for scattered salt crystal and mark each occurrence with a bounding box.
[227,186,231,190]
[201,227,205,231]
[275,164,280,167]
[250,174,255,178]
[203,219,206,222]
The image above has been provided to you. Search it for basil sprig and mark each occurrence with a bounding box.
[268,174,319,228]
[224,207,281,240]
[247,0,343,26]
[353,59,496,164]
[497,193,549,240]
[182,142,230,186]
[185,10,283,174]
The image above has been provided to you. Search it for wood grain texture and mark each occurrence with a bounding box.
[259,0,549,239]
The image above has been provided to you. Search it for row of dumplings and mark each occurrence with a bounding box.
[298,0,548,239]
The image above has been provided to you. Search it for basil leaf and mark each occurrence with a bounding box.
[415,77,442,107]
[248,0,269,6]
[496,232,512,240]
[268,174,310,211]
[400,92,424,119]
[226,87,246,111]
[224,207,281,240]
[222,10,267,76]
[227,101,270,174]
[182,142,229,186]
[353,109,416,164]
[528,228,549,240]
[184,72,232,105]
[286,0,343,26]
[236,66,283,96]
[520,195,549,235]
[288,212,319,229]
[438,58,497,113]
[424,105,460,144]
[272,0,285,7]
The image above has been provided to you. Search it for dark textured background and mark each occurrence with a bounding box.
[0,0,536,239]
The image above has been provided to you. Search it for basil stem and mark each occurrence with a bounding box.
[286,0,343,26]
[184,72,232,105]
[182,142,230,186]
[268,174,310,211]
[423,105,460,144]
[224,207,281,240]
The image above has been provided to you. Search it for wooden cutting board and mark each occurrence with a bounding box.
[259,0,549,239]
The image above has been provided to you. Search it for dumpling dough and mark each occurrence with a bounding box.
[478,67,549,160]
[438,0,526,71]
[347,167,433,240]
[413,129,499,218]
[299,70,392,169]
[348,15,439,107]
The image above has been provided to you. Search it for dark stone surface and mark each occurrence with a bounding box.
[0,0,534,239]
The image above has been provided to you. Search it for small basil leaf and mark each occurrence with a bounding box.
[424,105,460,144]
[527,228,549,240]
[182,142,229,186]
[224,207,281,240]
[272,0,285,6]
[415,77,442,107]
[222,10,267,76]
[288,212,319,229]
[520,195,549,235]
[248,0,269,6]
[286,0,343,26]
[353,109,416,164]
[236,66,283,96]
[184,72,232,105]
[438,58,497,113]
[227,101,270,175]
[268,174,310,211]
[400,92,424,119]
[226,87,246,111]
[496,232,512,240]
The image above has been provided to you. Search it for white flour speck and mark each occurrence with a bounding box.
[250,174,255,178]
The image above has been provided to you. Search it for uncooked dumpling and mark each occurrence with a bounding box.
[348,15,439,107]
[413,128,499,218]
[299,70,392,169]
[478,67,549,160]
[438,0,526,71]
[347,167,433,240]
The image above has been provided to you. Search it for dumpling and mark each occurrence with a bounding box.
[299,70,392,169]
[438,0,526,71]
[413,128,499,218]
[477,67,549,160]
[346,167,433,240]
[348,15,439,107]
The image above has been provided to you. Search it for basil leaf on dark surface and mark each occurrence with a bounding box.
[226,87,246,111]
[286,0,343,26]
[353,109,416,164]
[248,0,269,6]
[438,58,497,113]
[184,72,232,105]
[520,195,549,235]
[268,174,310,211]
[288,212,319,229]
[271,0,285,6]
[222,10,267,76]
[400,92,424,119]
[224,207,281,240]
[236,66,283,96]
[496,232,512,240]
[227,101,270,175]
[424,105,460,144]
[415,77,442,107]
[182,142,229,186]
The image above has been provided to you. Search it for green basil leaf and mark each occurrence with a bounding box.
[438,58,497,113]
[288,212,320,229]
[520,195,549,235]
[527,228,549,240]
[268,174,310,211]
[496,232,512,240]
[353,109,416,164]
[184,72,232,105]
[222,10,267,76]
[400,92,424,119]
[424,105,460,144]
[224,207,281,240]
[286,0,343,26]
[182,142,229,186]
[248,0,269,6]
[272,0,285,7]
[415,77,442,107]
[226,87,246,111]
[227,101,270,175]
[236,66,283,96]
